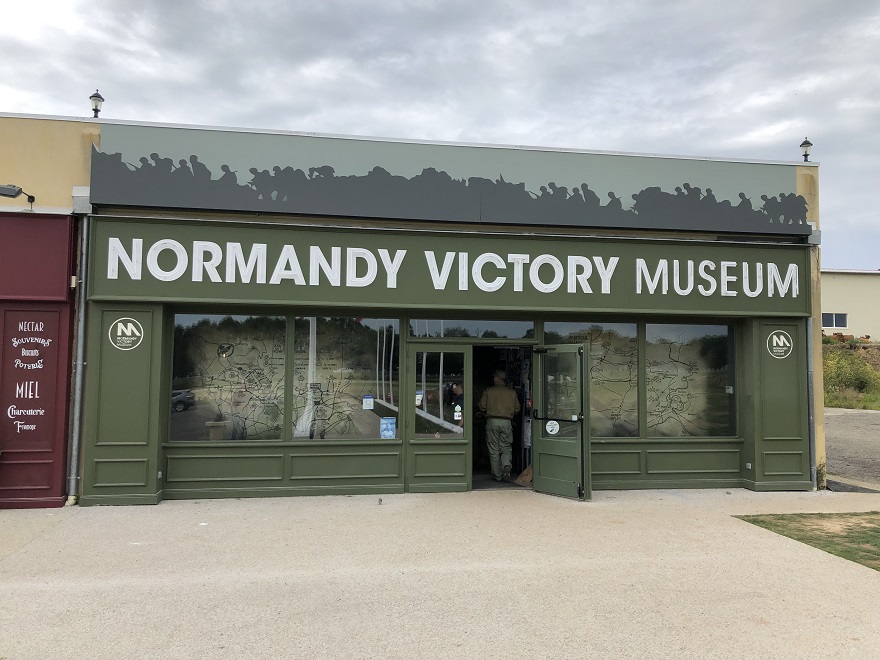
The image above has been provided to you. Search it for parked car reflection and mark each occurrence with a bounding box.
[171,389,196,412]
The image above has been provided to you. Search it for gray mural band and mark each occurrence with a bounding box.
[90,148,811,237]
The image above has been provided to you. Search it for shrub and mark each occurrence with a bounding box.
[823,347,880,394]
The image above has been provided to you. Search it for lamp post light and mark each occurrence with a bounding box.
[800,137,813,162]
[89,89,104,118]
[0,184,35,210]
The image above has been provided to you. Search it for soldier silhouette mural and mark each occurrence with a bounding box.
[90,147,811,235]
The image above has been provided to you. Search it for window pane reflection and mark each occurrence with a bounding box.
[170,314,285,442]
[410,319,534,339]
[292,318,400,440]
[646,324,733,437]
[543,351,580,439]
[544,322,638,437]
[413,351,465,439]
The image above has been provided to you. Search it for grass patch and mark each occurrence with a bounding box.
[824,388,880,410]
[737,512,880,571]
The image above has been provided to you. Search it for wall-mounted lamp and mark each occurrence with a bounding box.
[0,184,35,211]
[89,89,104,118]
[800,137,813,162]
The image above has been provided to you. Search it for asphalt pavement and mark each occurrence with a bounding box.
[825,407,880,492]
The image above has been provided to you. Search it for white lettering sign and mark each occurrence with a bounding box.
[104,237,802,302]
[636,259,798,299]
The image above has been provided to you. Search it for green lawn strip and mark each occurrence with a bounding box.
[736,512,880,572]
[824,389,880,410]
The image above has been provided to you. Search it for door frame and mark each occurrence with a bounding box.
[403,343,472,493]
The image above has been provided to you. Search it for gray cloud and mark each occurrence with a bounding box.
[2,0,878,267]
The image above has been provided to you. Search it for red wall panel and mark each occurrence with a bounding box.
[0,214,74,507]
[0,214,73,301]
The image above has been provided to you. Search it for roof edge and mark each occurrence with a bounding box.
[0,112,819,168]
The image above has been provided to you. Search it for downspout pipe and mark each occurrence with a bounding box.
[66,196,91,504]
[807,314,817,490]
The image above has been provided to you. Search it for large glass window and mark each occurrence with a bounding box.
[410,319,533,339]
[412,350,466,439]
[170,314,285,442]
[645,324,733,437]
[170,315,400,442]
[292,318,400,440]
[544,322,639,437]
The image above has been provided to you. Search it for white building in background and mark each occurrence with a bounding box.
[821,269,880,339]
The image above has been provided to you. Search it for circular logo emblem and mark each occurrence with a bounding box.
[767,330,793,359]
[109,317,144,351]
[545,420,560,435]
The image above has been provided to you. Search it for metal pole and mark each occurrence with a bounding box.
[375,321,380,401]
[387,323,395,406]
[66,214,91,503]
[381,324,387,402]
[806,318,817,489]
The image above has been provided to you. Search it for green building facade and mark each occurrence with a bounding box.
[78,122,819,504]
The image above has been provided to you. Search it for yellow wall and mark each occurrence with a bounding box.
[821,271,880,339]
[797,164,825,487]
[0,116,99,213]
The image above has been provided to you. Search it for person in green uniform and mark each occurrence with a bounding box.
[478,370,521,481]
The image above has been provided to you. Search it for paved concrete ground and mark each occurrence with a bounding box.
[1,409,876,659]
[2,488,880,660]
[826,408,880,490]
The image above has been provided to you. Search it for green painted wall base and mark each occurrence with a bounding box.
[407,483,468,493]
[742,479,813,492]
[163,484,405,499]
[78,479,815,504]
[594,479,812,492]
[79,492,163,506]
[593,478,744,490]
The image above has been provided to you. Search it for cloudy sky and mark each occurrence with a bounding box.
[2,1,878,268]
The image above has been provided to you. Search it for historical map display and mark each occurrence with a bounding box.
[170,315,286,441]
[645,325,733,437]
[170,315,400,442]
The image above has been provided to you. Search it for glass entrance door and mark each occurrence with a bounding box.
[532,344,588,500]
[404,344,472,492]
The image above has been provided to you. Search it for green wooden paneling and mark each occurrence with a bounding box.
[93,459,149,487]
[80,305,166,505]
[288,450,401,481]
[754,320,810,488]
[592,449,642,475]
[167,454,285,482]
[412,448,468,478]
[591,441,744,488]
[646,448,740,474]
[762,450,807,476]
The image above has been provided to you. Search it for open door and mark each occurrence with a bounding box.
[532,344,588,500]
